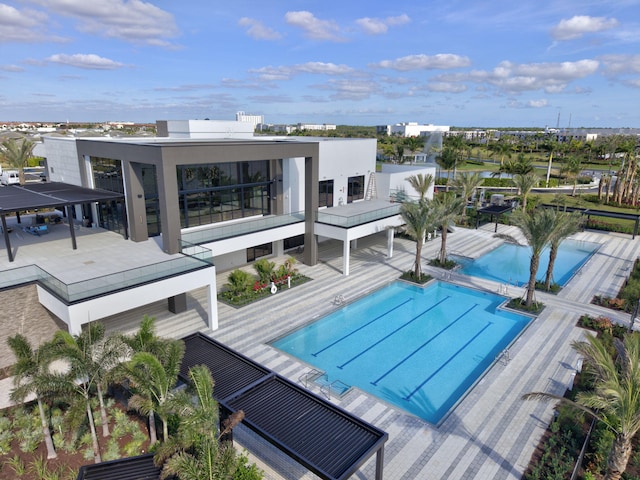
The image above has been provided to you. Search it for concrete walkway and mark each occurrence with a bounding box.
[2,222,639,480]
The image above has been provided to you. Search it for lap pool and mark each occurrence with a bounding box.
[271,281,532,424]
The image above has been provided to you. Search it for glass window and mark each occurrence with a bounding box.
[347,175,364,203]
[247,243,273,262]
[319,180,334,208]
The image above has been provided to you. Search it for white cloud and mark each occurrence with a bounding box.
[470,59,599,93]
[285,11,344,41]
[424,82,468,93]
[0,3,52,43]
[250,62,354,81]
[527,99,548,108]
[356,14,410,35]
[47,53,124,70]
[599,54,640,75]
[30,0,179,47]
[238,17,282,40]
[320,79,378,100]
[551,15,618,41]
[1,64,25,72]
[373,54,471,71]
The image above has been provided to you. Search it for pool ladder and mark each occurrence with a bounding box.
[298,368,350,400]
[496,348,510,366]
[299,368,324,389]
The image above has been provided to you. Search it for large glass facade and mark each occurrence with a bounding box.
[177,160,271,228]
[90,157,127,235]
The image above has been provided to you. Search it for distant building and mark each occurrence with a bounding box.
[235,111,264,129]
[378,122,450,137]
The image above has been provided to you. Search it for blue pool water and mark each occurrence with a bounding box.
[272,281,531,424]
[454,238,599,286]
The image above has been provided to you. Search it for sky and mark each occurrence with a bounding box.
[1,1,639,128]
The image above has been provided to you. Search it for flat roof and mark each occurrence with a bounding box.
[0,182,123,214]
[180,332,388,480]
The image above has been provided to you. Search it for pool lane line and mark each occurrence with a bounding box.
[403,322,493,401]
[370,303,479,386]
[311,298,413,357]
[336,295,451,370]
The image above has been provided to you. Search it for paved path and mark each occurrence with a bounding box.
[2,223,639,480]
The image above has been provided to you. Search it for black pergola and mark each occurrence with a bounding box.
[540,204,640,239]
[0,182,125,262]
[475,204,515,232]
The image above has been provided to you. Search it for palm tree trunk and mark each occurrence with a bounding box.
[86,400,102,463]
[97,384,110,437]
[148,410,158,445]
[605,433,633,480]
[544,246,558,291]
[439,228,448,265]
[415,239,423,279]
[526,255,539,306]
[163,418,169,443]
[37,397,57,459]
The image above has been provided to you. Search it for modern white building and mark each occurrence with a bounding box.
[378,122,450,137]
[235,111,264,129]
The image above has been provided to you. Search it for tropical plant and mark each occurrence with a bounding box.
[400,200,437,280]
[225,270,254,297]
[510,209,556,306]
[452,172,483,220]
[406,136,424,162]
[123,339,185,445]
[0,138,35,185]
[543,211,584,291]
[118,315,163,355]
[7,334,58,459]
[512,173,539,212]
[523,333,640,480]
[155,365,246,480]
[253,258,276,285]
[433,192,464,265]
[405,173,434,203]
[395,144,405,163]
[436,147,459,190]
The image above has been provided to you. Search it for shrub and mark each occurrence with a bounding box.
[253,258,276,284]
[225,269,255,296]
[234,451,264,480]
[400,271,432,284]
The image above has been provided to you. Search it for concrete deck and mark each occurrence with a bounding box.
[1,217,639,480]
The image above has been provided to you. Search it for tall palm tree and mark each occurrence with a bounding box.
[523,333,640,480]
[395,144,405,164]
[406,173,434,203]
[0,138,35,185]
[7,334,57,459]
[155,365,242,480]
[52,323,120,438]
[406,136,424,163]
[433,192,464,265]
[543,211,584,291]
[452,172,483,220]
[543,137,559,187]
[400,200,437,280]
[436,147,458,191]
[123,339,185,445]
[512,173,538,212]
[510,209,556,306]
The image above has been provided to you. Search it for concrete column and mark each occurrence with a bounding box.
[122,161,148,243]
[303,152,319,267]
[168,293,187,313]
[343,239,350,276]
[387,228,394,258]
[207,284,218,331]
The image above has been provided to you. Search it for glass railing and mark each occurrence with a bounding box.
[180,211,306,244]
[180,240,214,264]
[316,204,402,228]
[0,254,213,304]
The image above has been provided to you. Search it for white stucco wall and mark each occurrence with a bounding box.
[377,164,437,202]
[41,137,83,185]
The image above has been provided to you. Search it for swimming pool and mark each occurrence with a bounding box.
[271,281,532,424]
[454,238,600,286]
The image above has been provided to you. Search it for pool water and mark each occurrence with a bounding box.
[272,281,531,424]
[454,238,599,286]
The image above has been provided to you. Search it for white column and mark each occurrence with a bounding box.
[207,283,218,331]
[343,239,351,276]
[387,228,394,258]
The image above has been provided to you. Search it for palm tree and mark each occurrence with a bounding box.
[155,365,243,480]
[433,192,464,265]
[510,209,556,306]
[452,172,483,220]
[406,136,424,163]
[52,323,120,438]
[512,173,538,212]
[561,155,583,195]
[119,315,164,355]
[0,138,35,185]
[7,334,57,459]
[543,211,584,291]
[400,200,437,280]
[436,147,458,191]
[489,138,513,166]
[395,144,406,164]
[123,339,185,445]
[543,137,559,187]
[523,333,640,480]
[406,173,434,203]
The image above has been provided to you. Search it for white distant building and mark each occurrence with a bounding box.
[297,123,337,131]
[235,111,264,129]
[378,122,450,137]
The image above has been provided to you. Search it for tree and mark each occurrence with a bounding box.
[436,147,458,191]
[433,192,464,265]
[118,315,164,355]
[123,339,185,445]
[405,173,434,203]
[489,138,514,166]
[0,138,35,185]
[543,211,584,291]
[155,365,244,480]
[543,137,559,187]
[561,155,583,195]
[452,172,483,220]
[400,200,437,279]
[509,209,556,306]
[7,334,57,459]
[523,333,640,480]
[395,144,406,163]
[512,173,538,212]
[406,136,424,163]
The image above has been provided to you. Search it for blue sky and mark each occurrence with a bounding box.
[1,1,639,127]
